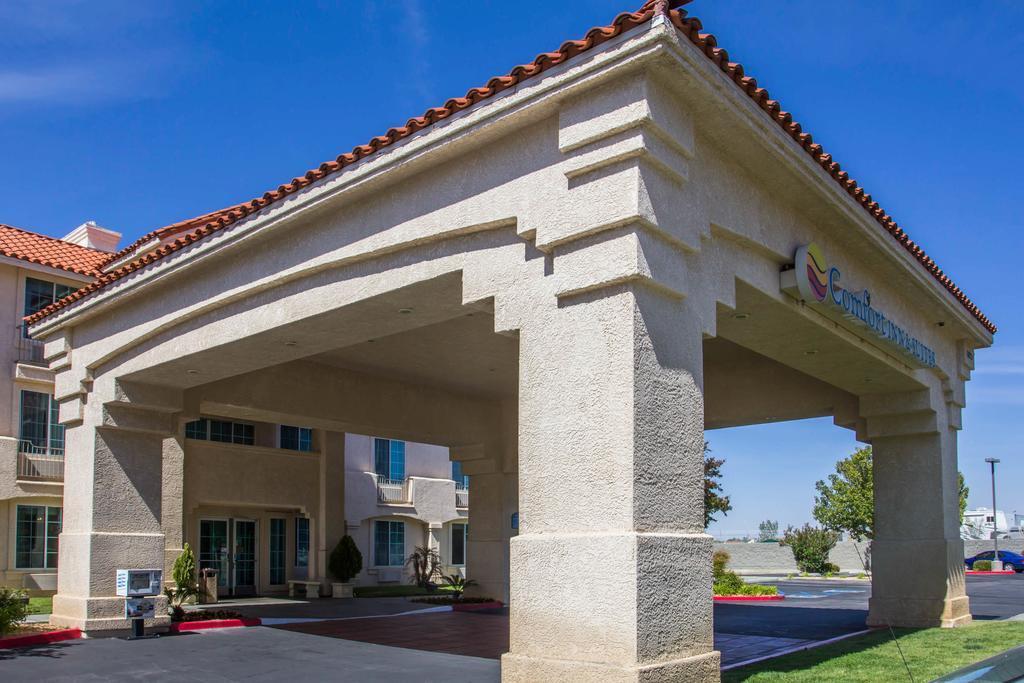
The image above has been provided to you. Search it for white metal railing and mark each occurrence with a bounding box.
[14,327,45,365]
[376,475,410,503]
[17,441,64,482]
[455,483,469,509]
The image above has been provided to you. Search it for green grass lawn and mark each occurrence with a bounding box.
[724,621,1024,682]
[27,596,52,615]
[352,585,456,598]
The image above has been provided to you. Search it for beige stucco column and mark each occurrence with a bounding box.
[464,466,514,603]
[50,400,175,633]
[502,285,718,682]
[161,426,185,585]
[316,430,346,587]
[865,392,970,628]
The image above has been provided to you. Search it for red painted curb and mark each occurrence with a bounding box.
[452,601,505,612]
[714,595,785,602]
[965,570,1016,575]
[169,618,261,632]
[0,628,82,649]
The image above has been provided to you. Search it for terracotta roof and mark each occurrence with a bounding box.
[26,0,996,334]
[0,223,110,277]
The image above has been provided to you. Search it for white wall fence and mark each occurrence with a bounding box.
[717,539,1018,574]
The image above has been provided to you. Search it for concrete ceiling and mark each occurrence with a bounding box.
[309,312,518,399]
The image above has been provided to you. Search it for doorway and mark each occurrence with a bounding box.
[199,518,259,596]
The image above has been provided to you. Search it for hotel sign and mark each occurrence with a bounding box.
[781,243,936,368]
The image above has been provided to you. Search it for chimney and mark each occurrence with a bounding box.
[62,221,122,253]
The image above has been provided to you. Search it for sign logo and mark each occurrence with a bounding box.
[785,243,936,368]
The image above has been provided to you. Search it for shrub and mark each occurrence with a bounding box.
[0,587,28,635]
[164,543,198,621]
[712,550,731,581]
[442,574,478,599]
[974,560,992,571]
[758,519,780,543]
[780,524,840,574]
[329,535,363,583]
[406,546,442,588]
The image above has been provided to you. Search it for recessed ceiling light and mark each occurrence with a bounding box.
[284,341,298,347]
[186,369,200,375]
[803,350,819,356]
[367,339,376,343]
[733,313,750,320]
[398,308,414,315]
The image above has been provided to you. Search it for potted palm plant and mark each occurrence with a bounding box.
[329,535,363,598]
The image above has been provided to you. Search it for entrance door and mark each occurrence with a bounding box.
[233,520,257,596]
[199,519,229,590]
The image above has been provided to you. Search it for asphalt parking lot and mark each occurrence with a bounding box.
[1,575,1021,682]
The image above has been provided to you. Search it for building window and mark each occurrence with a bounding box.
[451,460,469,488]
[23,278,75,335]
[451,523,468,566]
[374,520,405,567]
[374,438,405,481]
[19,390,63,453]
[270,518,286,585]
[295,517,309,568]
[184,418,254,446]
[16,505,61,569]
[279,425,313,452]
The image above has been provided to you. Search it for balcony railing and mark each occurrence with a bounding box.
[17,441,64,482]
[14,327,45,365]
[376,475,410,504]
[455,482,469,509]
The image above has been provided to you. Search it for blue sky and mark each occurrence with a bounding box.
[1,1,1020,534]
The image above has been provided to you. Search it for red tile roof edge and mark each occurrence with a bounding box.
[26,0,996,335]
[0,223,111,277]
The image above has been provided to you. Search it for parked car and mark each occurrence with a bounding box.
[965,550,1024,572]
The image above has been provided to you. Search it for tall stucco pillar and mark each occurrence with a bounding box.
[161,428,185,586]
[317,430,345,587]
[51,400,174,633]
[865,393,970,628]
[464,466,514,603]
[502,286,718,682]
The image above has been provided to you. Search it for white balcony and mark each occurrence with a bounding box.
[14,327,45,366]
[376,475,411,504]
[455,482,469,509]
[17,441,64,482]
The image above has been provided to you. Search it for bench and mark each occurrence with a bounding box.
[288,580,321,599]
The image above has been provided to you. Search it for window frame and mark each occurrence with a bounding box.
[15,504,61,570]
[19,390,64,453]
[373,438,406,481]
[373,520,405,567]
[279,425,313,452]
[185,417,255,446]
[269,518,287,585]
[450,522,468,567]
[23,278,75,335]
[294,517,310,569]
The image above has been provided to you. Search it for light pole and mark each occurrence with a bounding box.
[985,458,1001,571]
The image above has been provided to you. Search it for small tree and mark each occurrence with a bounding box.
[758,520,779,543]
[813,447,873,542]
[704,442,732,529]
[781,524,840,574]
[164,543,198,620]
[329,535,363,583]
[406,545,442,588]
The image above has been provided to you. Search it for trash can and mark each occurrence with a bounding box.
[199,568,218,604]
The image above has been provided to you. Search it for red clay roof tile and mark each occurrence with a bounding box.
[0,224,110,277]
[26,0,995,334]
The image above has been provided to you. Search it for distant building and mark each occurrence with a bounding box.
[961,507,1019,540]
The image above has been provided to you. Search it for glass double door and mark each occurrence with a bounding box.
[199,519,258,596]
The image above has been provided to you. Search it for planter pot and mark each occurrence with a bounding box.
[332,582,354,599]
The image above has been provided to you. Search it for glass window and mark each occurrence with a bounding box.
[374,439,405,480]
[270,518,286,585]
[206,419,254,445]
[16,505,61,569]
[210,420,233,443]
[451,461,469,488]
[295,517,309,568]
[280,425,313,452]
[185,419,208,440]
[451,523,468,566]
[19,390,63,453]
[374,520,405,566]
